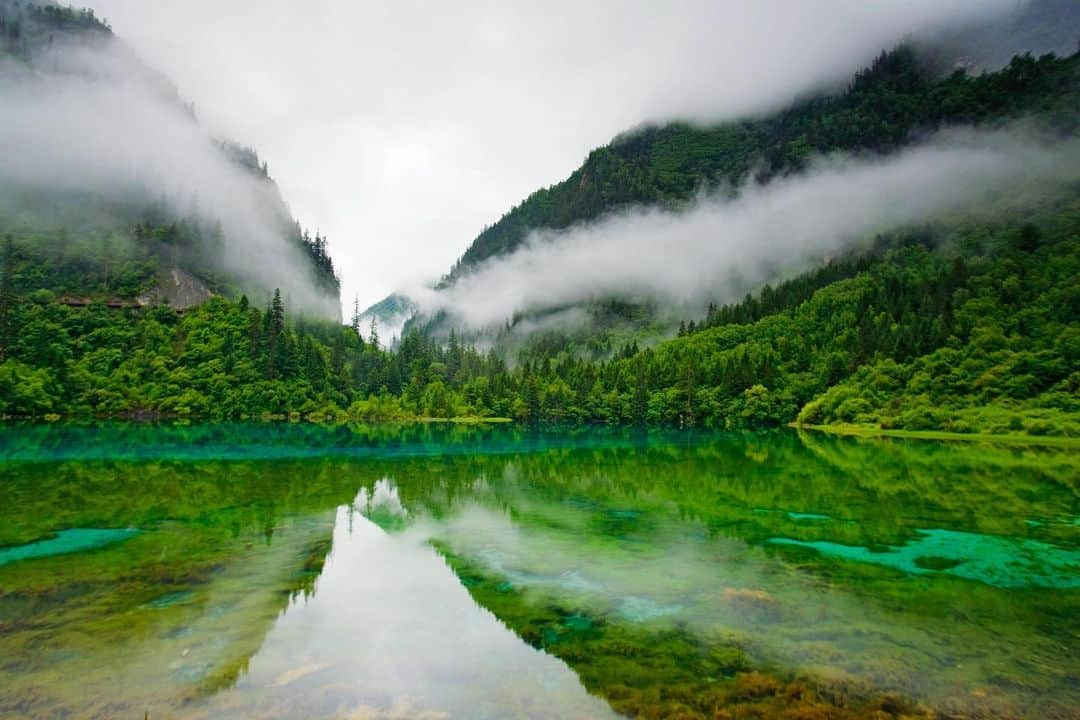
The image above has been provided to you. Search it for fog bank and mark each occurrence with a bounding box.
[412,130,1080,330]
[89,0,1024,309]
[0,31,338,317]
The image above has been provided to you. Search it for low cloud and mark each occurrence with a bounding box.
[0,31,338,317]
[411,129,1080,330]
[88,0,1026,309]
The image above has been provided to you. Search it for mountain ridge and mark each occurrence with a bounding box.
[370,0,1080,343]
[0,0,341,319]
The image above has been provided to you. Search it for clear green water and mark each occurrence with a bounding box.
[0,424,1077,720]
[0,527,140,566]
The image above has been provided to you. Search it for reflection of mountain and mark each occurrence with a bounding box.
[1,425,1077,719]
[0,458,355,718]
[360,433,1078,720]
[194,499,618,719]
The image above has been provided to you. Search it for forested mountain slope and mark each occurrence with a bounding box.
[360,27,1080,355]
[623,196,1080,435]
[382,46,1080,362]
[0,4,1076,438]
[441,37,1080,286]
[0,0,340,318]
[3,183,1076,437]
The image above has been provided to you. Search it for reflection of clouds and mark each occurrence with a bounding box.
[197,506,618,719]
[474,546,604,594]
[426,496,1068,713]
[618,596,683,622]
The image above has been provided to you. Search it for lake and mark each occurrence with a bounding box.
[0,424,1077,719]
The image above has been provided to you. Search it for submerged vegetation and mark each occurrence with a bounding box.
[1,424,1076,719]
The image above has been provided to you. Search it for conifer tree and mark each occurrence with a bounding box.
[0,235,15,361]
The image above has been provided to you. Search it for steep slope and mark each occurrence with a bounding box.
[395,48,1078,362]
[447,0,1080,282]
[924,0,1080,71]
[609,193,1080,434]
[0,0,340,318]
[371,0,1080,349]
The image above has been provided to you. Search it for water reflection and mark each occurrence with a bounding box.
[0,425,1076,719]
[196,495,618,719]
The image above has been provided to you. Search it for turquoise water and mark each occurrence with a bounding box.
[0,527,138,566]
[768,527,1080,588]
[0,424,1077,720]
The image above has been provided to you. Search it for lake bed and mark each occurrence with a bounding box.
[0,425,1076,719]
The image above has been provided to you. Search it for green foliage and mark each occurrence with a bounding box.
[0,0,341,313]
[3,194,1077,435]
[2,48,1078,436]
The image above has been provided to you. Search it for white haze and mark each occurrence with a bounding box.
[412,130,1080,330]
[89,0,1023,312]
[0,35,339,318]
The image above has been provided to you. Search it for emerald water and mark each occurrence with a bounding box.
[0,425,1077,720]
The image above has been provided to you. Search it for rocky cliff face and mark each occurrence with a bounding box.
[137,267,213,310]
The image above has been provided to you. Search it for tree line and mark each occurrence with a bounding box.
[1,193,1076,437]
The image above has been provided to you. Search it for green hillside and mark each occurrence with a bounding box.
[0,0,340,316]
[4,177,1076,436]
[446,48,1080,281]
[0,5,1077,437]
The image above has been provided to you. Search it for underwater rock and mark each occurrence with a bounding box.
[619,596,684,622]
[721,588,781,622]
[729,671,783,701]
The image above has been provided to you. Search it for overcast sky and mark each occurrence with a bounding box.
[87,0,1016,312]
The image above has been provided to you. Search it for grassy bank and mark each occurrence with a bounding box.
[796,423,1080,448]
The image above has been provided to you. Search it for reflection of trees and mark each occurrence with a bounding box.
[0,457,360,718]
[1,424,1076,719]
[434,543,938,720]
[396,435,1077,720]
[368,429,1078,549]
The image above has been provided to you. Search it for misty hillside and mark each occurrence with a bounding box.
[0,1,1077,437]
[0,0,340,318]
[448,55,1076,284]
[448,0,1080,282]
[925,0,1080,71]
[388,48,1080,360]
[355,293,418,341]
[372,0,1080,352]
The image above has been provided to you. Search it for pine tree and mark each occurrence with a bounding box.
[631,362,649,426]
[369,317,380,350]
[265,289,287,379]
[523,373,541,424]
[0,235,15,361]
[351,296,362,336]
[679,359,697,427]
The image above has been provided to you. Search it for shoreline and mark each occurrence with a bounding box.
[794,423,1080,448]
[1,415,1077,447]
